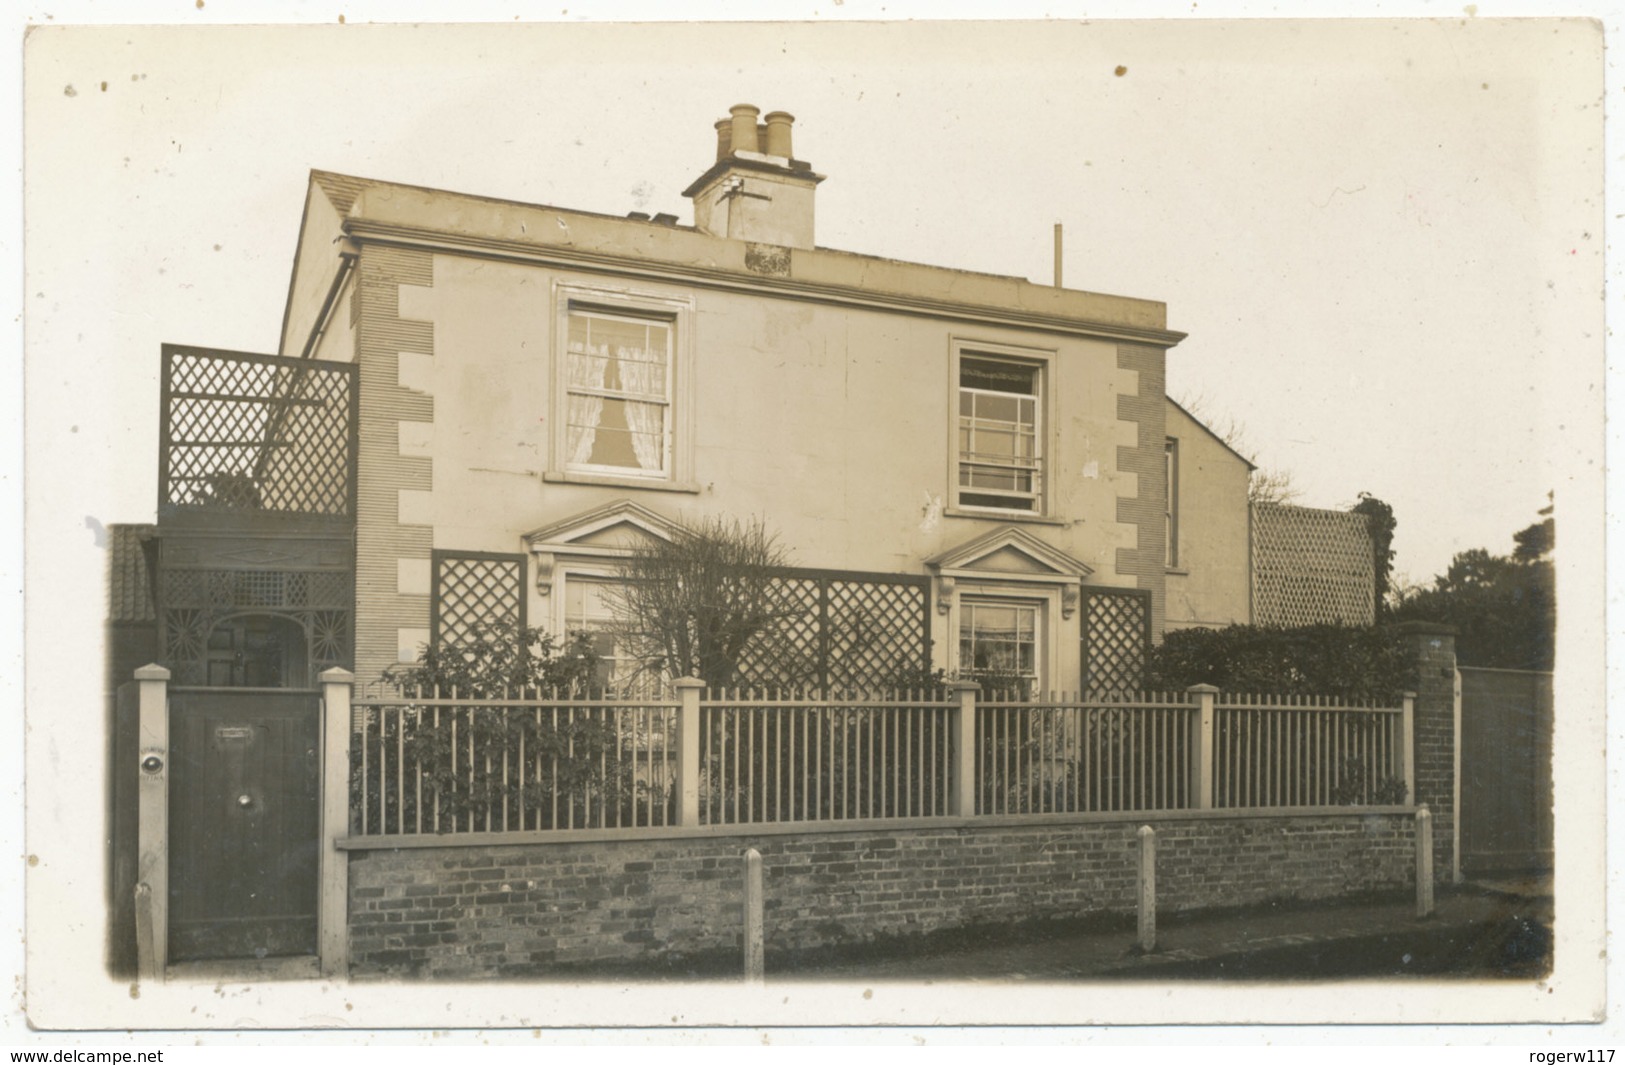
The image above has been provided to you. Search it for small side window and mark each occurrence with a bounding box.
[1165,438,1179,568]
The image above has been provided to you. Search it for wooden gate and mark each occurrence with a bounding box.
[168,688,320,962]
[1458,667,1553,875]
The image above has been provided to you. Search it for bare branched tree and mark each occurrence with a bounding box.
[1247,467,1301,506]
[602,515,791,689]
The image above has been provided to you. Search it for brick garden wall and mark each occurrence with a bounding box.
[345,812,1416,979]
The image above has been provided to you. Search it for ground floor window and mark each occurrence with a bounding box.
[561,572,647,695]
[958,597,1042,696]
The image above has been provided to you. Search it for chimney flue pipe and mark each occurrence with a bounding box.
[764,111,794,158]
[714,119,733,161]
[729,104,761,154]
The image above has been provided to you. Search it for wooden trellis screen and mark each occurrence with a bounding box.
[159,345,357,517]
[1081,587,1152,695]
[431,551,527,647]
[422,561,929,691]
[732,569,932,692]
[1252,503,1376,627]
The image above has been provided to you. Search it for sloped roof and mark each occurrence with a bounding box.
[1165,396,1258,471]
[311,170,372,216]
[108,524,157,623]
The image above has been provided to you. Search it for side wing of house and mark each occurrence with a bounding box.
[1162,397,1253,632]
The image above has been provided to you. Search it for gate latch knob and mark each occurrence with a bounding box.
[237,794,252,807]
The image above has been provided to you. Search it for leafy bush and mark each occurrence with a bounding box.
[353,621,661,833]
[1146,623,1417,701]
[1329,755,1409,806]
[381,618,600,696]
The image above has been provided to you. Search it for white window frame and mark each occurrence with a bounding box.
[552,565,653,696]
[948,583,1063,696]
[948,338,1055,519]
[1165,437,1180,570]
[547,282,696,491]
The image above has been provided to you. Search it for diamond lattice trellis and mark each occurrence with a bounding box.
[824,578,930,690]
[1082,588,1151,695]
[161,346,355,516]
[1251,503,1376,627]
[732,570,930,692]
[733,576,824,688]
[432,552,527,647]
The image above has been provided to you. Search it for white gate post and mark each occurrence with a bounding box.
[948,681,980,818]
[1137,825,1157,952]
[674,678,705,826]
[134,664,170,981]
[319,668,354,978]
[1416,805,1435,918]
[743,847,764,984]
[1187,684,1218,810]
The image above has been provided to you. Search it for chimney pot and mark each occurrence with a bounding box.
[713,119,732,161]
[763,111,794,158]
[729,103,761,154]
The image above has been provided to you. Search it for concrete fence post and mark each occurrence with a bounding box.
[319,667,354,979]
[948,682,980,818]
[1187,684,1218,810]
[1137,825,1157,952]
[675,678,705,827]
[134,663,170,981]
[743,847,764,985]
[1400,691,1417,806]
[1416,805,1435,918]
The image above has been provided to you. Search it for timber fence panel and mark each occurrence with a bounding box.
[351,684,679,836]
[975,691,1198,816]
[699,689,955,826]
[346,686,1413,838]
[1212,693,1406,809]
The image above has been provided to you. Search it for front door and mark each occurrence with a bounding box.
[168,689,320,962]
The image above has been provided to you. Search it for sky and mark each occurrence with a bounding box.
[12,2,1617,1040]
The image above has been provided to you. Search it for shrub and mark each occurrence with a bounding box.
[353,621,655,833]
[1146,623,1417,701]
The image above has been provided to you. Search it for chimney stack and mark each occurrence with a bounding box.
[685,103,824,251]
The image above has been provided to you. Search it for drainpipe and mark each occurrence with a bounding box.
[300,237,361,362]
[252,239,359,484]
